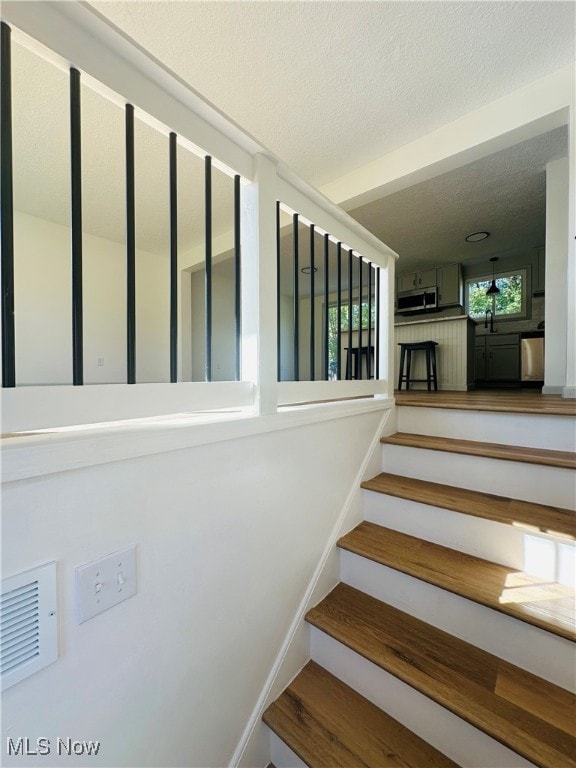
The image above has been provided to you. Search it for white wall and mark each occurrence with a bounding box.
[13,211,170,386]
[190,268,236,381]
[544,158,569,393]
[565,96,576,398]
[297,295,324,382]
[187,274,324,384]
[278,294,294,382]
[1,410,383,768]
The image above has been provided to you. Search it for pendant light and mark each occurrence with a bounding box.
[486,256,500,296]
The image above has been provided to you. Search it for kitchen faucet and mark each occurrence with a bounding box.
[484,309,495,333]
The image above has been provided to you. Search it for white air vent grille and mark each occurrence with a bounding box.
[1,582,40,674]
[1,563,57,691]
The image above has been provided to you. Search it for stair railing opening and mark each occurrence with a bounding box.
[1,23,246,393]
[275,199,389,405]
[0,6,397,431]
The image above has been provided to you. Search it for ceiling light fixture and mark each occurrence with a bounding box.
[301,266,318,274]
[465,231,490,242]
[485,256,500,296]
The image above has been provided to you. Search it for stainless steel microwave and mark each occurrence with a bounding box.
[396,287,439,315]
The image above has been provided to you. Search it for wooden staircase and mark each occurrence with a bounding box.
[339,522,575,640]
[263,401,576,768]
[263,660,459,768]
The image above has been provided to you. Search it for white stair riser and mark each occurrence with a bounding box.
[340,549,575,691]
[381,444,576,509]
[310,627,537,768]
[397,406,576,451]
[269,730,307,768]
[362,490,576,584]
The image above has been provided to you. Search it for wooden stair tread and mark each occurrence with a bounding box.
[394,390,576,416]
[381,432,576,469]
[338,522,575,640]
[361,472,576,540]
[263,660,460,768]
[306,584,576,768]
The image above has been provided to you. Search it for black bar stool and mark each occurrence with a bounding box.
[397,341,438,390]
[345,346,375,380]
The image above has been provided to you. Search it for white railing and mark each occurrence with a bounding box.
[0,1,397,433]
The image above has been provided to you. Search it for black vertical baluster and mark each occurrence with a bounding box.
[1,23,15,388]
[293,213,299,381]
[234,174,241,381]
[336,242,342,380]
[126,104,136,384]
[347,250,353,379]
[309,224,315,381]
[367,263,372,379]
[323,233,329,380]
[276,201,281,381]
[375,267,381,379]
[205,155,212,382]
[70,67,83,385]
[169,133,178,383]
[358,256,363,380]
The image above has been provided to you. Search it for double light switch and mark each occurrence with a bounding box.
[75,545,137,623]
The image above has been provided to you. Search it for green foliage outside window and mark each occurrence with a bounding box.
[327,301,375,379]
[467,273,523,319]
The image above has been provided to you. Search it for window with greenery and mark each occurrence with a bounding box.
[466,269,526,320]
[327,300,375,379]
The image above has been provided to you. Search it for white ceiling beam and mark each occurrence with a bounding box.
[321,65,574,211]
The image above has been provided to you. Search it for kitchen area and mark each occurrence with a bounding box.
[343,125,568,397]
[394,246,545,391]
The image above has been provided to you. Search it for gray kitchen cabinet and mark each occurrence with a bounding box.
[437,263,461,307]
[397,268,437,293]
[397,273,417,293]
[534,246,545,294]
[475,342,487,380]
[417,268,436,289]
[489,343,520,380]
[475,334,520,382]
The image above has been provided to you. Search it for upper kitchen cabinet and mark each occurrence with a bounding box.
[397,268,437,293]
[396,263,462,307]
[437,263,462,307]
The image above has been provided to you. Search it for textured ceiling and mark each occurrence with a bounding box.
[9,1,575,265]
[212,126,567,293]
[91,0,575,187]
[348,127,568,273]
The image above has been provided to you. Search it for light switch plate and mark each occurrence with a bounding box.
[75,545,137,623]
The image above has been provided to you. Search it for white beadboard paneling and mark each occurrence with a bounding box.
[395,317,474,390]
